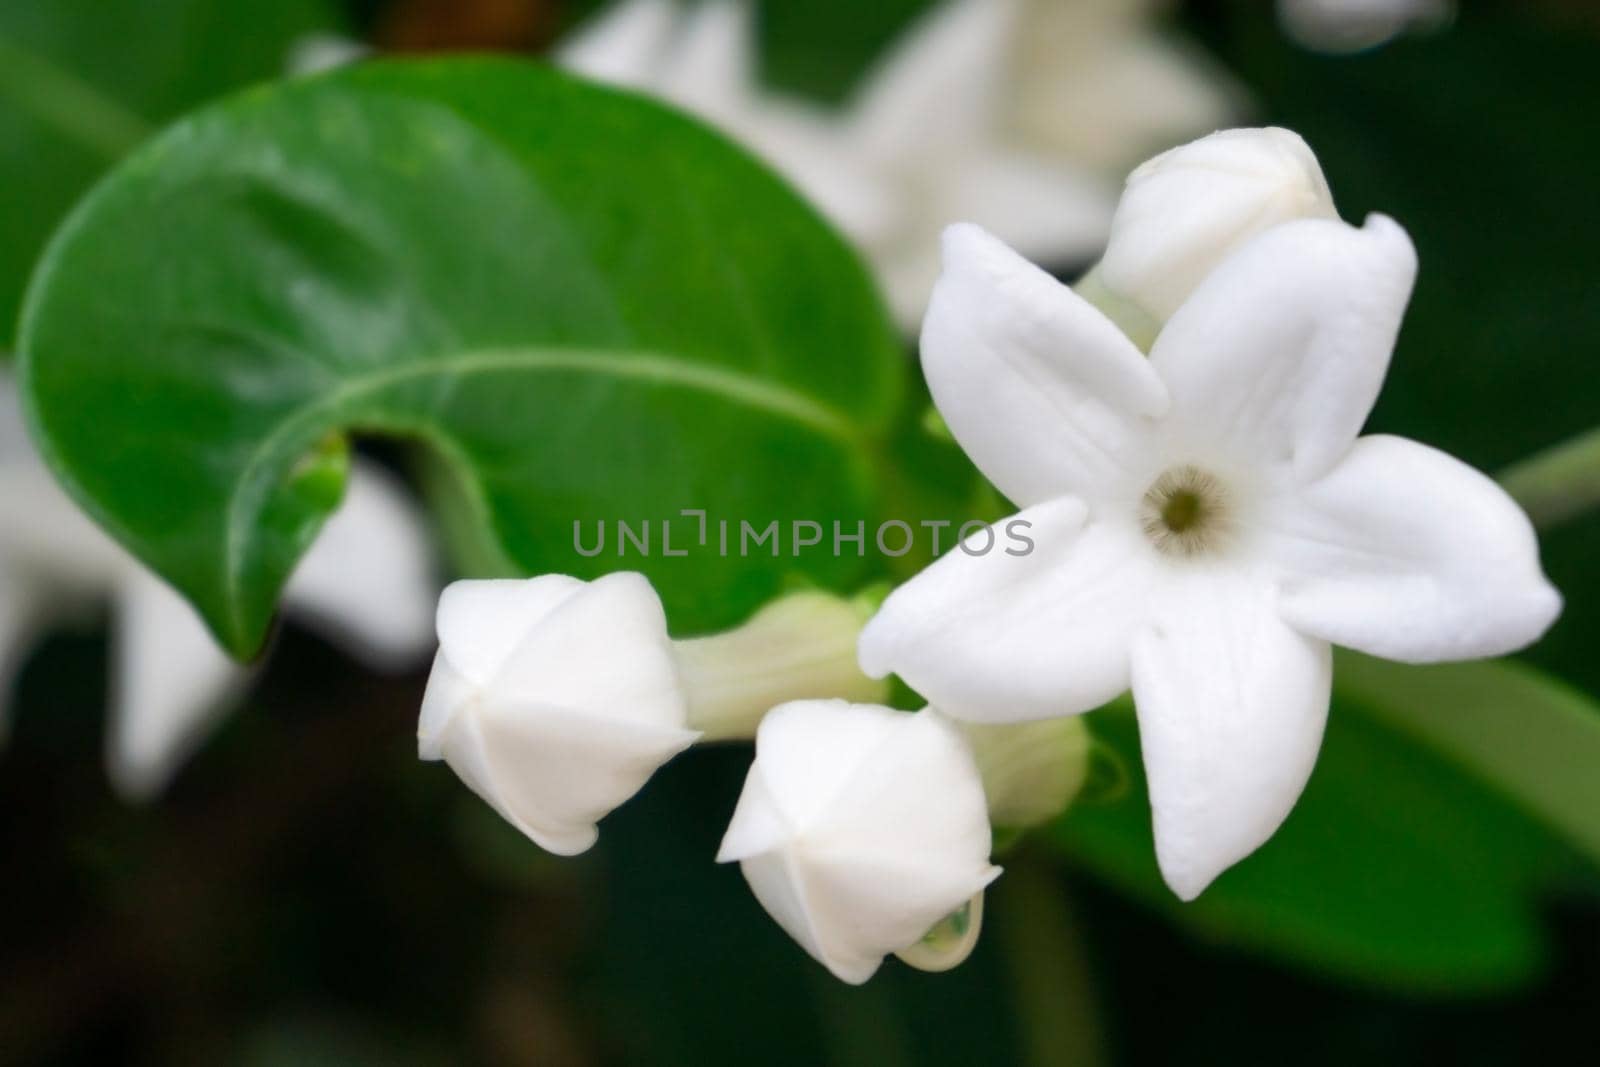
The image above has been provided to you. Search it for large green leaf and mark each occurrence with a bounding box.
[1335,652,1600,868]
[1056,683,1580,995]
[18,59,903,657]
[0,0,340,336]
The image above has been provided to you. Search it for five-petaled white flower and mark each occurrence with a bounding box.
[0,371,437,798]
[859,217,1561,900]
[717,700,1000,984]
[559,0,1235,328]
[418,575,886,856]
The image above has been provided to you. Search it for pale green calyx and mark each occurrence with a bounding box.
[959,717,1091,831]
[673,590,888,742]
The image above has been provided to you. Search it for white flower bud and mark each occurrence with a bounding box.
[1097,127,1339,324]
[718,701,1000,984]
[419,576,885,856]
[418,573,699,856]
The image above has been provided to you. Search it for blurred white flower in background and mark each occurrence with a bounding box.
[1005,0,1241,174]
[1278,0,1454,52]
[718,700,1000,984]
[0,371,437,799]
[560,0,1238,329]
[860,182,1559,898]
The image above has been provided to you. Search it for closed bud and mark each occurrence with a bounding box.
[718,701,1000,983]
[419,577,884,855]
[418,573,698,856]
[1095,127,1338,325]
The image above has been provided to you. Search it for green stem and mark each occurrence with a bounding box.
[995,854,1108,1067]
[0,33,152,161]
[1498,425,1600,530]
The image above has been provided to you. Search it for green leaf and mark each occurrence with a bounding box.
[1334,652,1600,868]
[1055,691,1575,995]
[0,0,341,336]
[18,59,903,658]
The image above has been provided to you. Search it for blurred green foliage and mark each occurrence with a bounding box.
[0,0,343,336]
[2,1,1599,1064]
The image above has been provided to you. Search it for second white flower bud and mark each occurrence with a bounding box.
[1093,126,1338,329]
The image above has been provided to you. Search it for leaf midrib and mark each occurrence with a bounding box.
[222,345,867,648]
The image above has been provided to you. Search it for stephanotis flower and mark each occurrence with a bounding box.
[418,575,885,855]
[858,218,1561,900]
[718,700,1000,984]
[0,372,436,797]
[559,0,1234,329]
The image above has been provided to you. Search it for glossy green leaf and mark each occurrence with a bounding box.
[0,0,340,335]
[1055,691,1575,995]
[1334,652,1600,867]
[19,59,903,657]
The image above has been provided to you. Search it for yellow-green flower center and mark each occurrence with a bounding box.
[1141,465,1230,558]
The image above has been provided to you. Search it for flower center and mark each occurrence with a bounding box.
[1141,465,1231,558]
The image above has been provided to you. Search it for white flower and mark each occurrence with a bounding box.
[559,0,1235,329]
[0,371,437,797]
[858,219,1561,900]
[717,700,1000,983]
[419,572,699,856]
[1278,0,1453,53]
[1094,127,1338,328]
[1004,0,1243,174]
[419,576,887,855]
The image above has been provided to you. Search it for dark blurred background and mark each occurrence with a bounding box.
[3,1,1599,1064]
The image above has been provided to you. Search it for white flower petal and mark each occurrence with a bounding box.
[1269,434,1561,661]
[849,0,1019,164]
[1150,214,1417,484]
[655,0,755,114]
[108,569,252,800]
[1008,1,1241,172]
[877,240,946,337]
[490,572,684,719]
[1130,571,1332,900]
[443,698,698,855]
[719,702,999,984]
[283,460,436,670]
[434,575,586,689]
[921,224,1169,507]
[1278,0,1452,53]
[731,97,898,253]
[948,153,1115,270]
[859,497,1155,722]
[1100,127,1338,322]
[556,0,678,88]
